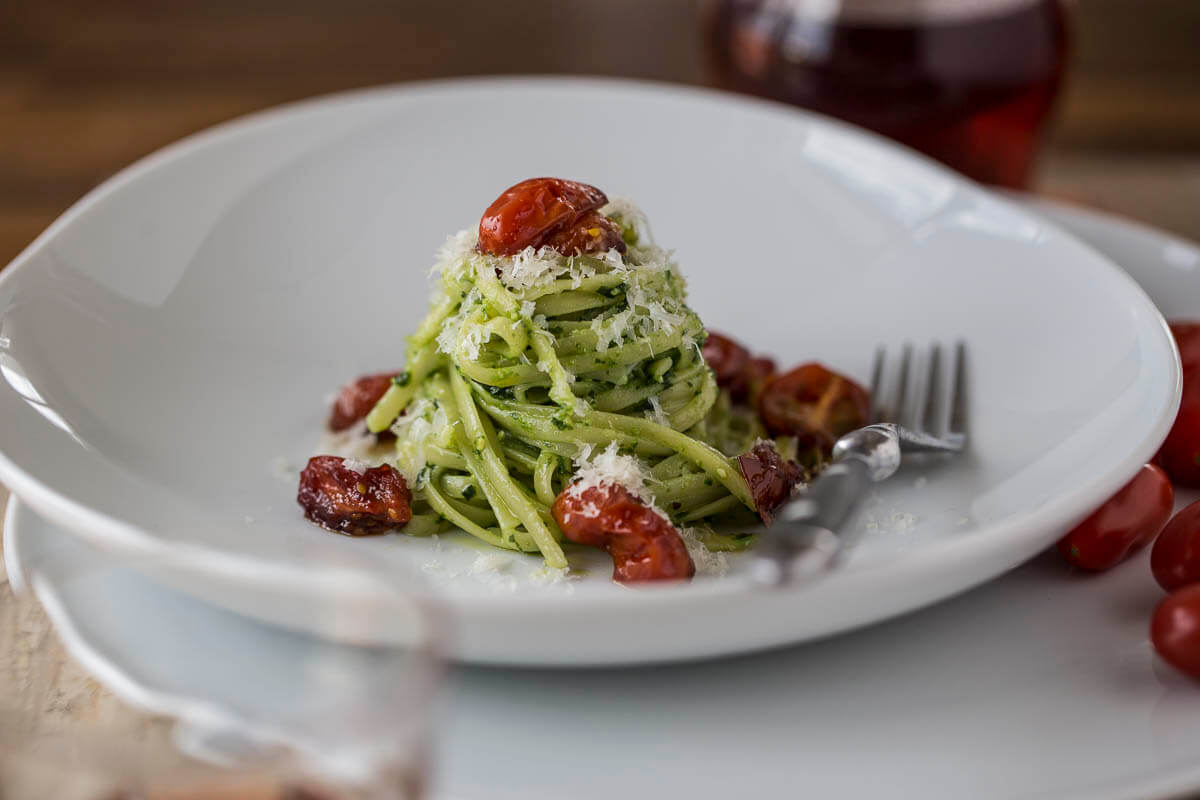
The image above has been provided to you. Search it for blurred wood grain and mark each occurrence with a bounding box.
[1,0,1199,268]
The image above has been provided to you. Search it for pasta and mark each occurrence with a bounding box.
[363,197,764,569]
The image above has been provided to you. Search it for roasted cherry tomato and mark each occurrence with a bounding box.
[297,456,412,536]
[1151,584,1200,679]
[1171,322,1200,370]
[1152,500,1200,591]
[729,356,776,405]
[552,483,694,583]
[1056,463,1174,570]
[541,209,626,256]
[702,331,751,387]
[758,363,870,453]
[1159,366,1200,487]
[328,371,403,432]
[737,441,804,525]
[477,177,612,256]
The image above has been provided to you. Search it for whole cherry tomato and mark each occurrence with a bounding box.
[1151,584,1200,679]
[477,177,611,256]
[1152,500,1200,591]
[1170,322,1200,370]
[1158,366,1200,487]
[758,363,870,453]
[1056,463,1174,570]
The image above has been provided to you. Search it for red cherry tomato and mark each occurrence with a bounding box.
[702,331,751,387]
[297,456,412,536]
[1056,463,1174,570]
[1159,366,1200,487]
[540,209,625,256]
[552,483,694,583]
[328,371,403,432]
[758,363,870,453]
[1152,500,1200,591]
[1151,584,1200,679]
[737,441,804,525]
[1170,322,1200,370]
[477,177,610,256]
[730,356,777,405]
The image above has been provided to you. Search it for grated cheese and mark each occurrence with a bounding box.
[646,395,670,427]
[341,457,371,475]
[570,442,656,505]
[391,398,449,484]
[678,527,729,577]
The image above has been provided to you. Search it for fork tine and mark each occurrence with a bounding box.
[868,346,886,422]
[920,343,942,435]
[947,341,968,437]
[891,343,913,426]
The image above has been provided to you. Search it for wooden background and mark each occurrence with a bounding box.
[1,0,1199,748]
[1,0,1200,266]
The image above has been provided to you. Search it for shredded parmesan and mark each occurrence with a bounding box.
[678,527,729,577]
[570,442,655,504]
[646,395,670,427]
[391,398,449,483]
[341,457,371,474]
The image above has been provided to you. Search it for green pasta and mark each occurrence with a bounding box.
[367,200,764,568]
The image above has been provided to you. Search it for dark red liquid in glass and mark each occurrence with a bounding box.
[706,1,1069,188]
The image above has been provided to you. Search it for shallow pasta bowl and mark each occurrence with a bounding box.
[0,77,1180,665]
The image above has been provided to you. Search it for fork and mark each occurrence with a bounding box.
[751,342,969,586]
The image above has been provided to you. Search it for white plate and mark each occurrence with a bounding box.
[0,78,1181,665]
[8,201,1200,800]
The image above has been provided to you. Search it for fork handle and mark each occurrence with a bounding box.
[752,458,872,585]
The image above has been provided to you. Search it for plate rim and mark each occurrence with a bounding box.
[0,76,1183,618]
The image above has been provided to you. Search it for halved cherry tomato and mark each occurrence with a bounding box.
[758,363,870,453]
[1171,322,1200,370]
[1056,463,1174,570]
[328,371,403,432]
[1158,365,1200,487]
[477,177,611,256]
[730,356,777,405]
[297,456,412,536]
[737,441,804,525]
[540,209,625,256]
[1151,584,1200,679]
[1152,500,1200,591]
[702,331,750,386]
[552,483,694,583]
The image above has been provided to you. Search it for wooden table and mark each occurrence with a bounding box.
[2,0,1199,749]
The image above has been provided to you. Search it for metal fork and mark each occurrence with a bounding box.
[751,342,969,586]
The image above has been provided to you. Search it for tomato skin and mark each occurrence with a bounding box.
[1170,322,1200,370]
[730,356,777,405]
[540,209,625,256]
[737,441,804,525]
[1158,366,1200,487]
[297,456,412,536]
[1151,585,1200,679]
[702,331,751,387]
[1152,500,1200,591]
[1056,463,1174,570]
[758,363,870,453]
[477,177,611,256]
[328,371,403,432]
[552,483,694,583]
